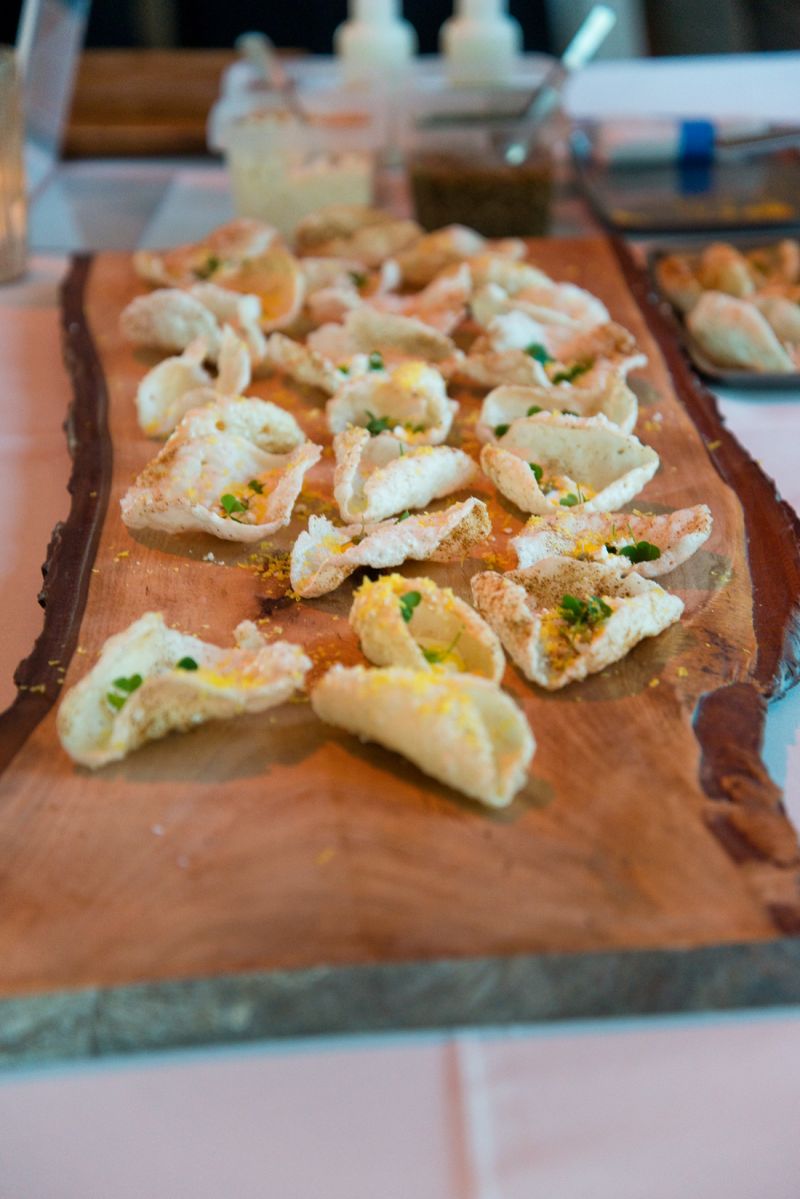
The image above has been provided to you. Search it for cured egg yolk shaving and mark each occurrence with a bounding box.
[391,361,429,390]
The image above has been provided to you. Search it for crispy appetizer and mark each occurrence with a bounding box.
[312,665,534,807]
[58,613,310,768]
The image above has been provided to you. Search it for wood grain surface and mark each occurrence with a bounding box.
[1,238,798,1006]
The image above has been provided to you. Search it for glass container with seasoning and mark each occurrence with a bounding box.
[225,108,375,239]
[407,104,562,238]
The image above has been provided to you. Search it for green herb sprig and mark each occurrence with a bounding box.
[422,629,462,665]
[221,493,248,515]
[525,343,553,364]
[106,673,143,711]
[559,486,585,507]
[398,591,422,623]
[193,254,221,280]
[365,410,392,436]
[558,594,612,629]
[552,361,591,385]
[619,540,661,563]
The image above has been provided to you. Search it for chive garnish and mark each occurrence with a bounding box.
[177,657,198,671]
[526,405,542,416]
[529,463,543,482]
[368,351,384,371]
[248,479,264,494]
[525,343,553,363]
[494,423,510,438]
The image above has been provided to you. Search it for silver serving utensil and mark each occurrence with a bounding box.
[496,5,617,164]
[416,3,616,139]
[235,31,309,123]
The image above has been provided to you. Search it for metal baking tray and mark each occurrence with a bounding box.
[648,238,800,390]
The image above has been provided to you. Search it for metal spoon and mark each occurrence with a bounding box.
[417,3,616,159]
[234,31,309,123]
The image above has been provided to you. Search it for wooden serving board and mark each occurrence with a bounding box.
[2,238,800,1066]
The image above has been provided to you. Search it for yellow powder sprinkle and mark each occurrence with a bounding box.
[676,666,689,678]
[28,683,46,694]
[706,439,721,452]
[47,659,60,666]
[316,847,336,866]
[114,550,130,561]
[648,677,660,688]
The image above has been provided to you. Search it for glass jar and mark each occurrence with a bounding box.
[407,108,560,237]
[225,109,375,239]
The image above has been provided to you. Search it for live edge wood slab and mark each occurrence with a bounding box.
[1,238,799,1068]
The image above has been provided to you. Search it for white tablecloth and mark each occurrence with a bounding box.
[2,51,800,1199]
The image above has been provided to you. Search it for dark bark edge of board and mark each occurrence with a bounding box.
[611,237,800,927]
[0,256,110,773]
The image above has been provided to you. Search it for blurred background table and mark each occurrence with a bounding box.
[1,48,800,1199]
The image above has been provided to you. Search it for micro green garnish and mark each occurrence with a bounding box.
[348,270,368,289]
[563,409,579,417]
[619,539,661,563]
[106,673,143,711]
[405,422,427,433]
[221,493,248,515]
[559,487,585,507]
[559,594,612,628]
[526,405,542,416]
[605,543,619,554]
[552,361,591,385]
[113,674,143,692]
[368,351,384,371]
[529,462,543,482]
[177,657,198,671]
[422,629,462,665]
[365,410,392,436]
[396,510,411,521]
[525,343,553,363]
[337,363,350,375]
[248,479,264,494]
[399,591,422,623]
[193,254,221,280]
[494,423,510,438]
